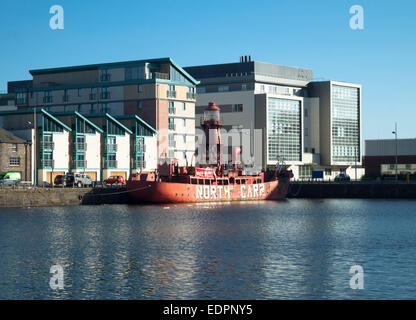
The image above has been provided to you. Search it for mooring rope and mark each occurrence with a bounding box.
[88,184,152,196]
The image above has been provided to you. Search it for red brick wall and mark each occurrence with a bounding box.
[364,155,416,176]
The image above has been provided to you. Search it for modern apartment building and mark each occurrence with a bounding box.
[13,57,198,166]
[0,109,157,185]
[184,58,362,180]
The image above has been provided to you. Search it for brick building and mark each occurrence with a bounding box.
[0,128,31,181]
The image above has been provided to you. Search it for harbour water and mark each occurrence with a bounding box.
[1,199,416,299]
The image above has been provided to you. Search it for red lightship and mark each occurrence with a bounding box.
[127,102,293,203]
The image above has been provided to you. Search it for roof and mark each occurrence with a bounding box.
[0,128,26,144]
[114,114,157,134]
[41,109,72,131]
[29,57,199,86]
[86,113,133,135]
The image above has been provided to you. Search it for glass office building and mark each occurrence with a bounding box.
[331,84,360,162]
[267,97,301,162]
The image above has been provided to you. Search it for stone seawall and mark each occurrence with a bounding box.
[0,187,129,208]
[287,182,416,199]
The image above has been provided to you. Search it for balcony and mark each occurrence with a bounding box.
[105,159,117,168]
[41,141,55,150]
[41,159,54,168]
[167,90,176,98]
[16,98,27,105]
[89,93,96,100]
[100,74,111,81]
[105,144,118,152]
[150,72,169,80]
[74,160,87,168]
[75,142,87,151]
[136,160,146,169]
[186,92,196,100]
[62,95,69,102]
[135,144,146,153]
[101,92,111,99]
[43,96,53,103]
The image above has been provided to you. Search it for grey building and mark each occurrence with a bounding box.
[184,58,362,180]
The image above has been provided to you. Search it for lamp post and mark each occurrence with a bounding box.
[392,122,398,182]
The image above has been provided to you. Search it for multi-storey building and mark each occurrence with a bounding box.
[55,111,103,181]
[0,108,157,185]
[184,58,362,180]
[13,57,198,166]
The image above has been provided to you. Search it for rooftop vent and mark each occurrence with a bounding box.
[239,55,252,63]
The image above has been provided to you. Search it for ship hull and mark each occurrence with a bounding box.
[127,178,290,204]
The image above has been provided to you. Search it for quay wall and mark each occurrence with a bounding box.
[287,182,416,199]
[0,187,129,208]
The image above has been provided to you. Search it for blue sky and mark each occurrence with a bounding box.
[1,0,415,140]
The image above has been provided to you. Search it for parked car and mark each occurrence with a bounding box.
[0,172,21,186]
[55,173,95,187]
[335,173,351,182]
[104,175,125,185]
[54,174,68,187]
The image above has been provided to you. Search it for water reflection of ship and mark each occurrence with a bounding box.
[127,102,293,203]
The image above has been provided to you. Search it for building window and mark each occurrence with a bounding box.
[269,86,277,94]
[260,85,265,92]
[168,150,175,158]
[89,88,96,100]
[299,165,312,179]
[168,134,175,147]
[100,69,111,81]
[17,92,26,104]
[137,101,142,110]
[267,98,301,162]
[101,87,110,99]
[242,84,247,90]
[325,168,332,176]
[218,86,229,92]
[168,101,175,114]
[138,85,142,93]
[78,88,82,97]
[183,119,186,127]
[304,128,309,136]
[168,118,175,130]
[9,157,20,166]
[304,109,308,117]
[182,135,186,143]
[43,91,52,103]
[182,102,186,111]
[168,85,176,98]
[331,85,360,162]
[196,87,206,94]
[11,144,18,152]
[232,104,243,112]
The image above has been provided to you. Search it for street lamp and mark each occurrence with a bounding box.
[392,122,398,182]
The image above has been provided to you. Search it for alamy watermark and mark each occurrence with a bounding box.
[49,5,64,30]
[349,265,364,289]
[49,265,64,290]
[349,5,364,30]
